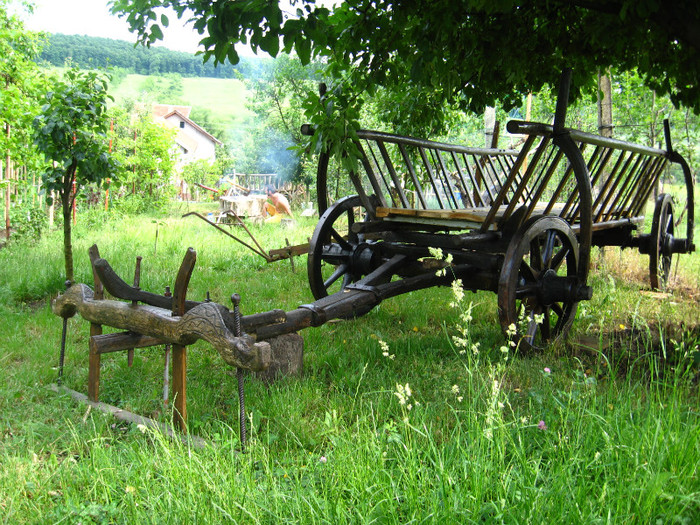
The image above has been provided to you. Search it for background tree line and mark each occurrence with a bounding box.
[39,33,267,80]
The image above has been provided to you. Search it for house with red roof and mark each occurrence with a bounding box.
[152,104,223,168]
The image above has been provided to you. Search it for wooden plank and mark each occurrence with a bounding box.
[91,332,165,354]
[399,143,428,209]
[377,141,410,208]
[268,242,310,260]
[171,248,195,432]
[375,203,566,231]
[480,135,537,232]
[375,206,493,223]
[49,384,207,448]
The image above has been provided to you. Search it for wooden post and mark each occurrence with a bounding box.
[171,248,196,431]
[88,245,104,402]
[285,238,295,272]
[88,337,101,402]
[171,344,187,430]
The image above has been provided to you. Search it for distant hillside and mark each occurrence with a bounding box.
[109,73,255,129]
[39,33,268,80]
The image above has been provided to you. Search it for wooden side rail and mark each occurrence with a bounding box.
[506,120,692,235]
[352,117,692,237]
[353,129,522,214]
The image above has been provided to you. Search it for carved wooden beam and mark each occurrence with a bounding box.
[53,284,271,371]
[92,257,202,312]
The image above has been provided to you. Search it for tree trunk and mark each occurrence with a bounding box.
[596,70,614,265]
[597,70,613,192]
[63,160,78,282]
[597,71,613,139]
[650,91,660,200]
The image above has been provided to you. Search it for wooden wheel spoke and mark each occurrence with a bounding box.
[340,272,353,289]
[347,208,356,229]
[551,302,564,317]
[663,213,672,232]
[330,227,352,250]
[525,314,539,343]
[550,245,569,271]
[553,305,569,334]
[540,308,552,340]
[323,264,349,289]
[520,261,539,282]
[542,231,556,269]
[530,239,544,271]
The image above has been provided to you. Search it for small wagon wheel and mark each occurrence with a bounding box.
[498,215,583,351]
[649,193,675,291]
[308,195,381,300]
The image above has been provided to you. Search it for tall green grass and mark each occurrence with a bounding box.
[0,203,698,523]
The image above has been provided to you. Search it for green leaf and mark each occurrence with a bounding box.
[150,24,164,42]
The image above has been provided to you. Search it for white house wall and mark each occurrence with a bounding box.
[163,114,218,165]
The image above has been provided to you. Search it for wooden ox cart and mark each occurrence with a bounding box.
[53,71,695,432]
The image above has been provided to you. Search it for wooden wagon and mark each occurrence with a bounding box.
[53,70,695,432]
[300,70,695,350]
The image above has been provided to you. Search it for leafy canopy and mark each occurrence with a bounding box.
[110,0,700,115]
[33,67,118,281]
[33,67,118,197]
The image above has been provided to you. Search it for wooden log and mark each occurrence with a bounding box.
[52,284,271,371]
[254,333,304,383]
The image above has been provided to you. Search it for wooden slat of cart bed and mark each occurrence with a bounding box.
[375,204,564,230]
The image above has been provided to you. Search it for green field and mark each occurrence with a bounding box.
[109,73,254,124]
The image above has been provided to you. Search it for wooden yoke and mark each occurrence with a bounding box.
[171,248,196,431]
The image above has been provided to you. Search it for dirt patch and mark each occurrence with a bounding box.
[25,299,48,312]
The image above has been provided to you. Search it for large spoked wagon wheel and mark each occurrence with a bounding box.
[308,195,382,300]
[498,216,584,352]
[649,193,675,291]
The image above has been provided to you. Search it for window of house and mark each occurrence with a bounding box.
[179,121,185,129]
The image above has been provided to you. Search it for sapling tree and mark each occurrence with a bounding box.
[33,67,118,282]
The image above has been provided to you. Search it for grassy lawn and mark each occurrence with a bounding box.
[109,73,253,124]
[0,200,698,523]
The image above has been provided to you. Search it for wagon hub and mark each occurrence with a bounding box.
[352,241,383,275]
[539,269,593,305]
[661,233,690,256]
